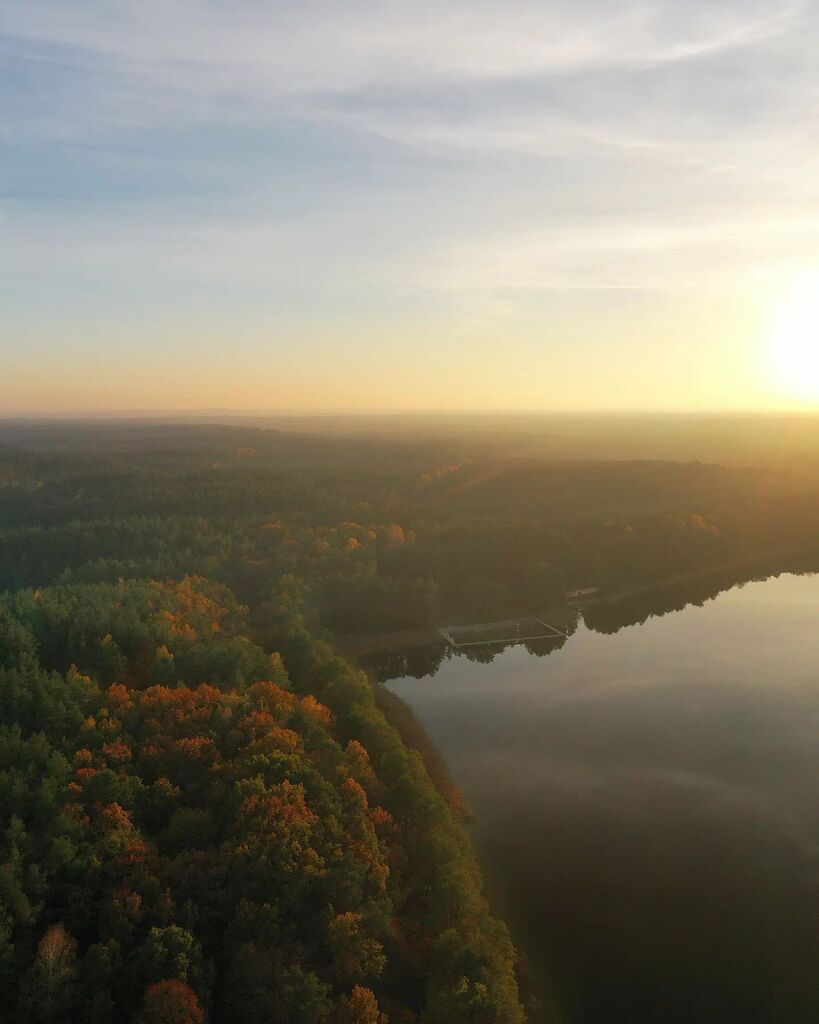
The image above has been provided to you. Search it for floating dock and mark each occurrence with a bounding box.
[436,616,568,649]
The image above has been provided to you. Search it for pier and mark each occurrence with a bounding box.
[436,615,569,649]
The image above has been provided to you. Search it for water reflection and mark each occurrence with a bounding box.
[362,626,571,682]
[361,642,449,682]
[584,554,819,634]
[376,572,819,1024]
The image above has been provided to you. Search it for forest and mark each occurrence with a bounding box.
[2,418,819,1023]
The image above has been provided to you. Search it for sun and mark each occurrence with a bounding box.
[766,269,819,401]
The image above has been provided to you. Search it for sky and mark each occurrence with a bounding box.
[2,0,818,414]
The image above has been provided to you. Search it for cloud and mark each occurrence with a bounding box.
[1,0,818,391]
[0,1,809,124]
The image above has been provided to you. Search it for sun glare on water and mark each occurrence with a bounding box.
[767,269,819,402]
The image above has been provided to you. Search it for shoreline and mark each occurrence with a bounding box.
[333,603,580,662]
[333,547,819,1024]
[582,546,819,610]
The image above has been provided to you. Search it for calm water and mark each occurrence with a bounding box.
[379,574,819,1024]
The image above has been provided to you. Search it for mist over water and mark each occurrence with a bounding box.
[383,574,819,1023]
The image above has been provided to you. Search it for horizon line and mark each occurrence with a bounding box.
[2,406,819,422]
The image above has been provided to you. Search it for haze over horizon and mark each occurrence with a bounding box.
[3,1,818,414]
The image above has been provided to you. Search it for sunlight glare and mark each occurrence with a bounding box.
[767,269,819,401]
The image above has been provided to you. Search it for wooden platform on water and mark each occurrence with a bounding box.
[436,615,569,649]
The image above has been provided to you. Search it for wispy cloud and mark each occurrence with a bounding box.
[1,1,818,410]
[0,1,808,127]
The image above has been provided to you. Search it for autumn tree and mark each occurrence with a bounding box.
[17,923,77,1024]
[135,980,205,1024]
[337,986,389,1024]
[328,912,386,986]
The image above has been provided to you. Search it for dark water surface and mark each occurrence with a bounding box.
[380,574,819,1024]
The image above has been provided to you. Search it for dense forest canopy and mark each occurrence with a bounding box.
[1,419,817,632]
[1,418,818,1023]
[0,575,522,1023]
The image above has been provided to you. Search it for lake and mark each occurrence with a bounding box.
[373,573,819,1024]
